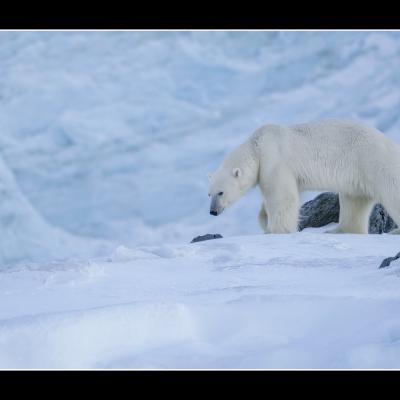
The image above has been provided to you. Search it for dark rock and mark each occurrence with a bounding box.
[379,252,400,269]
[369,203,397,234]
[299,192,339,231]
[191,234,223,243]
[298,192,397,234]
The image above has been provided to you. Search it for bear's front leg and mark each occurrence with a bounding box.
[259,170,300,234]
[264,199,299,233]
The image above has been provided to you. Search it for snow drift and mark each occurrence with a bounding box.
[1,233,400,369]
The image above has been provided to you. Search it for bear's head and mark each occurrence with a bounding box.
[208,139,259,216]
[208,167,244,216]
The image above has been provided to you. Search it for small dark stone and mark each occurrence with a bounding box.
[298,192,397,234]
[191,234,223,243]
[379,252,400,269]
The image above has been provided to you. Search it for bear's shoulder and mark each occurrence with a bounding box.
[251,124,286,144]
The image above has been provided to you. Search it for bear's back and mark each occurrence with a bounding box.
[277,119,400,194]
[290,119,386,146]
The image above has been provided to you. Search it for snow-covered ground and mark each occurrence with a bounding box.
[1,230,400,369]
[1,31,400,369]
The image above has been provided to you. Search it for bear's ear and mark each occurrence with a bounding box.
[207,172,213,180]
[232,168,241,178]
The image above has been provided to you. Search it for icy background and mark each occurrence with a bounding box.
[1,31,400,265]
[1,31,400,369]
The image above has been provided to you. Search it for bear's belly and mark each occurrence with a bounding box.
[296,167,367,195]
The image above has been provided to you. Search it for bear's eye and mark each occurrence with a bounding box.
[218,192,224,196]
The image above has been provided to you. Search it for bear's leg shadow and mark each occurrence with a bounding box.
[259,171,300,234]
[258,202,268,232]
[326,193,374,234]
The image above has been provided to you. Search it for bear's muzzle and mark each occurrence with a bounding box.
[210,195,224,216]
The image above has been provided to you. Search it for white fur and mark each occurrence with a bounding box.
[208,119,400,234]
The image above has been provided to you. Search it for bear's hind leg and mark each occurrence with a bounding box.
[326,193,374,234]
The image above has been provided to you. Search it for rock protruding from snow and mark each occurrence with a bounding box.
[299,192,397,234]
[191,234,223,243]
[369,204,398,234]
[379,251,400,268]
[299,193,340,231]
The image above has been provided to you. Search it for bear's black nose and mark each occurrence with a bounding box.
[210,210,218,216]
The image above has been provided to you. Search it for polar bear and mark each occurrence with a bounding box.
[208,119,400,234]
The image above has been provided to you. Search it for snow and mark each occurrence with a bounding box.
[1,31,400,368]
[1,232,400,369]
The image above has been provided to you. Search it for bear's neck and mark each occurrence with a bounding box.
[235,138,260,192]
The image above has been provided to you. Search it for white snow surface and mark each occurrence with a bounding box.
[1,31,400,369]
[1,232,400,369]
